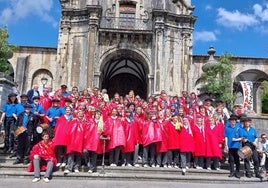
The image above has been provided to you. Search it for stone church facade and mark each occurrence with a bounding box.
[7,0,268,112]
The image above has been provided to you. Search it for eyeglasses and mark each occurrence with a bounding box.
[261,137,267,139]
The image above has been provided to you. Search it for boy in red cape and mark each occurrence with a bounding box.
[28,131,57,183]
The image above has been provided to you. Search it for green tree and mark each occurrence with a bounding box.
[200,53,236,109]
[261,81,268,113]
[0,27,17,75]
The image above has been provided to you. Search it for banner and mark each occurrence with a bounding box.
[240,81,253,109]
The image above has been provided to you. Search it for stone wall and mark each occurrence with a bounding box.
[0,73,15,109]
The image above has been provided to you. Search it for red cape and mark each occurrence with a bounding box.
[54,115,72,146]
[27,140,56,172]
[141,119,162,147]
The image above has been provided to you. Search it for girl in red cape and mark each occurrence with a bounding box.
[192,116,206,169]
[167,115,181,168]
[83,110,104,173]
[27,131,56,183]
[155,111,169,167]
[54,106,73,167]
[205,116,224,170]
[64,110,86,174]
[104,107,126,166]
[179,118,195,175]
[141,113,162,167]
[121,110,137,166]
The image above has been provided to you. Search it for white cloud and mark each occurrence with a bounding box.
[194,31,217,42]
[205,5,212,11]
[0,0,57,28]
[216,8,259,31]
[253,3,268,21]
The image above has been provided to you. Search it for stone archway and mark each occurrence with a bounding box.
[100,53,149,100]
[234,69,268,113]
[32,69,53,90]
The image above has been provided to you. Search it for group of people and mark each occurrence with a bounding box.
[0,84,267,183]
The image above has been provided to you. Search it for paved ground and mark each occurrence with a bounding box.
[0,178,267,188]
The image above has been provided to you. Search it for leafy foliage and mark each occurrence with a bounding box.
[0,27,17,75]
[261,81,268,113]
[199,53,236,109]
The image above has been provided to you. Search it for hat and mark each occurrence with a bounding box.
[61,84,67,89]
[32,96,40,100]
[215,99,224,103]
[228,116,237,121]
[244,117,252,122]
[64,98,72,103]
[52,98,60,102]
[24,103,32,109]
[204,97,213,102]
[20,94,28,98]
[8,93,17,97]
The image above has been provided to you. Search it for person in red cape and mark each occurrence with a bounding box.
[54,106,73,168]
[155,111,169,167]
[121,110,136,166]
[205,116,224,170]
[104,107,126,166]
[39,88,52,115]
[192,116,206,169]
[141,113,162,167]
[179,118,195,175]
[132,106,144,167]
[83,110,104,173]
[64,110,85,174]
[167,115,181,168]
[28,131,57,183]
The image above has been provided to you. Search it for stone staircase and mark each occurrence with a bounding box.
[0,150,266,183]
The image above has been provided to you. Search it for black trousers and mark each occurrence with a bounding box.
[17,131,31,161]
[4,117,16,150]
[244,146,260,176]
[228,148,240,174]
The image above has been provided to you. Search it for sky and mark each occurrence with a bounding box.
[0,0,268,57]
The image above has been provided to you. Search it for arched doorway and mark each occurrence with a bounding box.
[101,56,148,100]
[234,69,268,113]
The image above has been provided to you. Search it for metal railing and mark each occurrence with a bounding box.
[100,17,152,31]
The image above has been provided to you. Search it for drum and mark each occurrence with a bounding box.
[36,123,49,134]
[14,126,27,136]
[238,146,252,159]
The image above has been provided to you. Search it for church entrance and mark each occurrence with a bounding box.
[101,56,148,100]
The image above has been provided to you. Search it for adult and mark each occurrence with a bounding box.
[224,116,242,178]
[240,117,263,179]
[0,93,18,153]
[258,133,268,176]
[27,85,40,104]
[13,103,38,165]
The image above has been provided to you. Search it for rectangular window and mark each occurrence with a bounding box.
[119,4,136,28]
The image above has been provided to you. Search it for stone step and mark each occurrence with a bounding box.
[0,169,265,183]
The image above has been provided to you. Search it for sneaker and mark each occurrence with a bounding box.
[174,165,179,169]
[196,166,203,170]
[163,165,167,168]
[168,165,172,168]
[64,169,70,174]
[143,164,148,168]
[61,163,66,167]
[134,164,140,167]
[110,163,117,167]
[216,168,220,171]
[56,163,61,167]
[207,167,211,170]
[127,163,132,167]
[74,169,79,173]
[156,164,160,168]
[182,168,186,175]
[32,177,40,183]
[121,163,126,167]
[88,169,93,173]
[43,177,50,183]
[185,166,189,170]
[151,164,156,168]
